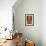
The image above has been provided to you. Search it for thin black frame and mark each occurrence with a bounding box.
[25,14,34,26]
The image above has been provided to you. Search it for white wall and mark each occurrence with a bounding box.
[13,0,41,46]
[1,0,45,46]
[0,0,16,30]
[0,0,17,38]
[41,0,46,46]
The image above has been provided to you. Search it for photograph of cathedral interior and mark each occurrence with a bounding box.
[0,0,46,46]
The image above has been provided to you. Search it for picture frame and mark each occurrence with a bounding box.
[25,14,34,26]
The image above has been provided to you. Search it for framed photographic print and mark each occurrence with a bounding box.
[25,14,34,26]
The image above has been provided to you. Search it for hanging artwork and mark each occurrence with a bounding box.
[25,14,34,26]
